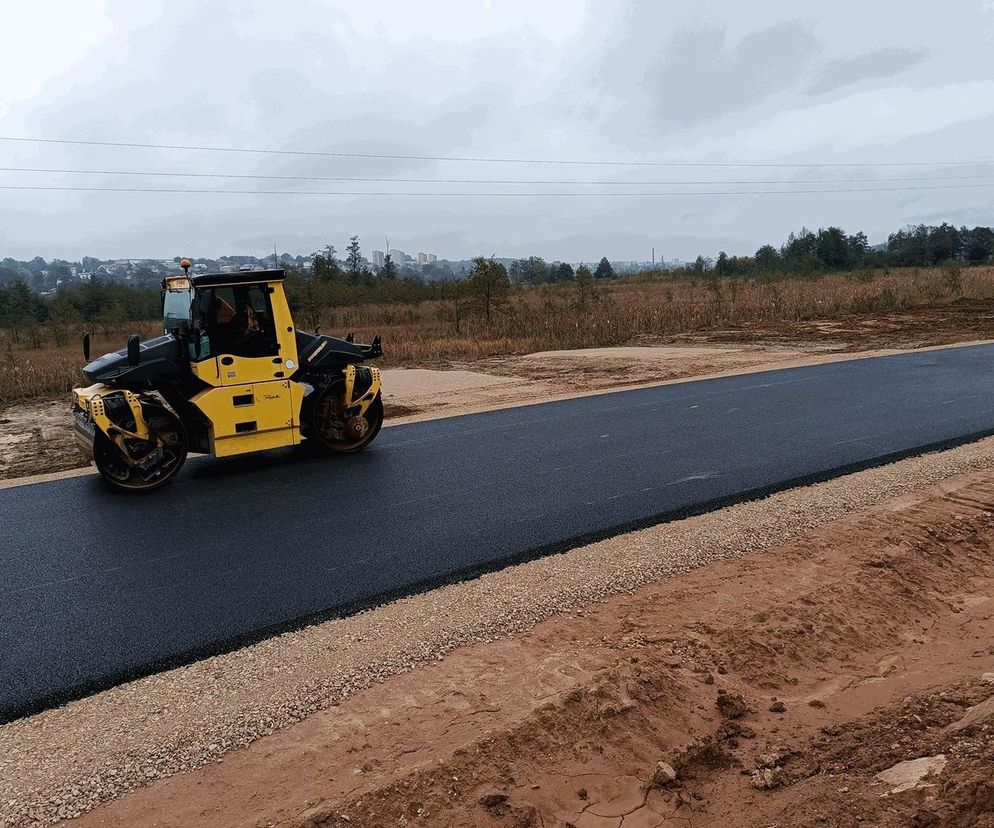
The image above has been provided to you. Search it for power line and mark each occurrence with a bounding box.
[3,165,994,186]
[3,183,994,196]
[1,135,993,168]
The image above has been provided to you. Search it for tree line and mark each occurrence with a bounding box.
[2,223,993,347]
[0,280,159,346]
[681,223,994,279]
[508,256,614,284]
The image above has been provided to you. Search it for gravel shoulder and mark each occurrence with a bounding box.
[4,435,994,826]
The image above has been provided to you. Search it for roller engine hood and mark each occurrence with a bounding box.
[82,334,185,386]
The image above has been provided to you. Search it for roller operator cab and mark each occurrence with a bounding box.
[71,260,384,491]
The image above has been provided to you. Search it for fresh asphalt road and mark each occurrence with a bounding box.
[5,344,994,722]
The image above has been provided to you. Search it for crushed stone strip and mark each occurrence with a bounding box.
[3,437,994,827]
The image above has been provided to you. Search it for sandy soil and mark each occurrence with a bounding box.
[57,459,994,828]
[0,401,89,481]
[380,343,815,428]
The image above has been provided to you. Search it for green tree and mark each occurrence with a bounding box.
[847,231,869,266]
[931,223,962,264]
[815,227,850,270]
[133,265,157,288]
[594,257,614,279]
[715,251,728,277]
[97,301,127,340]
[781,228,821,273]
[755,244,780,274]
[509,256,550,284]
[345,236,363,285]
[549,262,574,283]
[0,281,47,344]
[962,226,994,265]
[381,253,397,280]
[468,256,509,322]
[50,295,82,346]
[574,263,594,309]
[313,244,342,282]
[48,260,73,287]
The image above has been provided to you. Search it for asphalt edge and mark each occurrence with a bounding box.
[5,425,994,725]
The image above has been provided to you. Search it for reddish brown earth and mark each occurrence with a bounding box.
[69,468,994,828]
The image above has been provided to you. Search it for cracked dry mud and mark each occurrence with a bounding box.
[53,461,994,828]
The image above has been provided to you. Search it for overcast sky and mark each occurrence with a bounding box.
[2,0,993,262]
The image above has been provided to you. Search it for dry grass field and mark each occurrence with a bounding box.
[2,265,991,404]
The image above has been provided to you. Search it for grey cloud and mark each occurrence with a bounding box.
[268,86,513,179]
[643,20,821,127]
[4,0,992,263]
[806,47,928,95]
[908,199,994,226]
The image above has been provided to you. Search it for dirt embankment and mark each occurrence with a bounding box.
[53,462,994,828]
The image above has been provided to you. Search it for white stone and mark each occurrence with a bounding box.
[652,761,677,785]
[876,755,947,795]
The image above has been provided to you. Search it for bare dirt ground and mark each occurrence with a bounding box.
[55,458,994,828]
[0,401,89,481]
[689,295,994,350]
[383,341,850,424]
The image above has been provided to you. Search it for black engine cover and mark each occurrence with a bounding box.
[83,335,185,387]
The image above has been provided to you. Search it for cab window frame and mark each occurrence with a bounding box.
[200,283,280,359]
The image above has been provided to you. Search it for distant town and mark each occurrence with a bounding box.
[0,245,683,295]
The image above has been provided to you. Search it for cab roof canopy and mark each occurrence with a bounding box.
[188,269,286,288]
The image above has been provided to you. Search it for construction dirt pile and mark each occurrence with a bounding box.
[22,453,993,828]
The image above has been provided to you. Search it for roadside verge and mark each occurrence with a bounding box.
[4,435,994,826]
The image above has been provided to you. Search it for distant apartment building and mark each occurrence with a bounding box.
[371,250,385,268]
[417,252,428,265]
[388,248,406,264]
[426,253,437,263]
